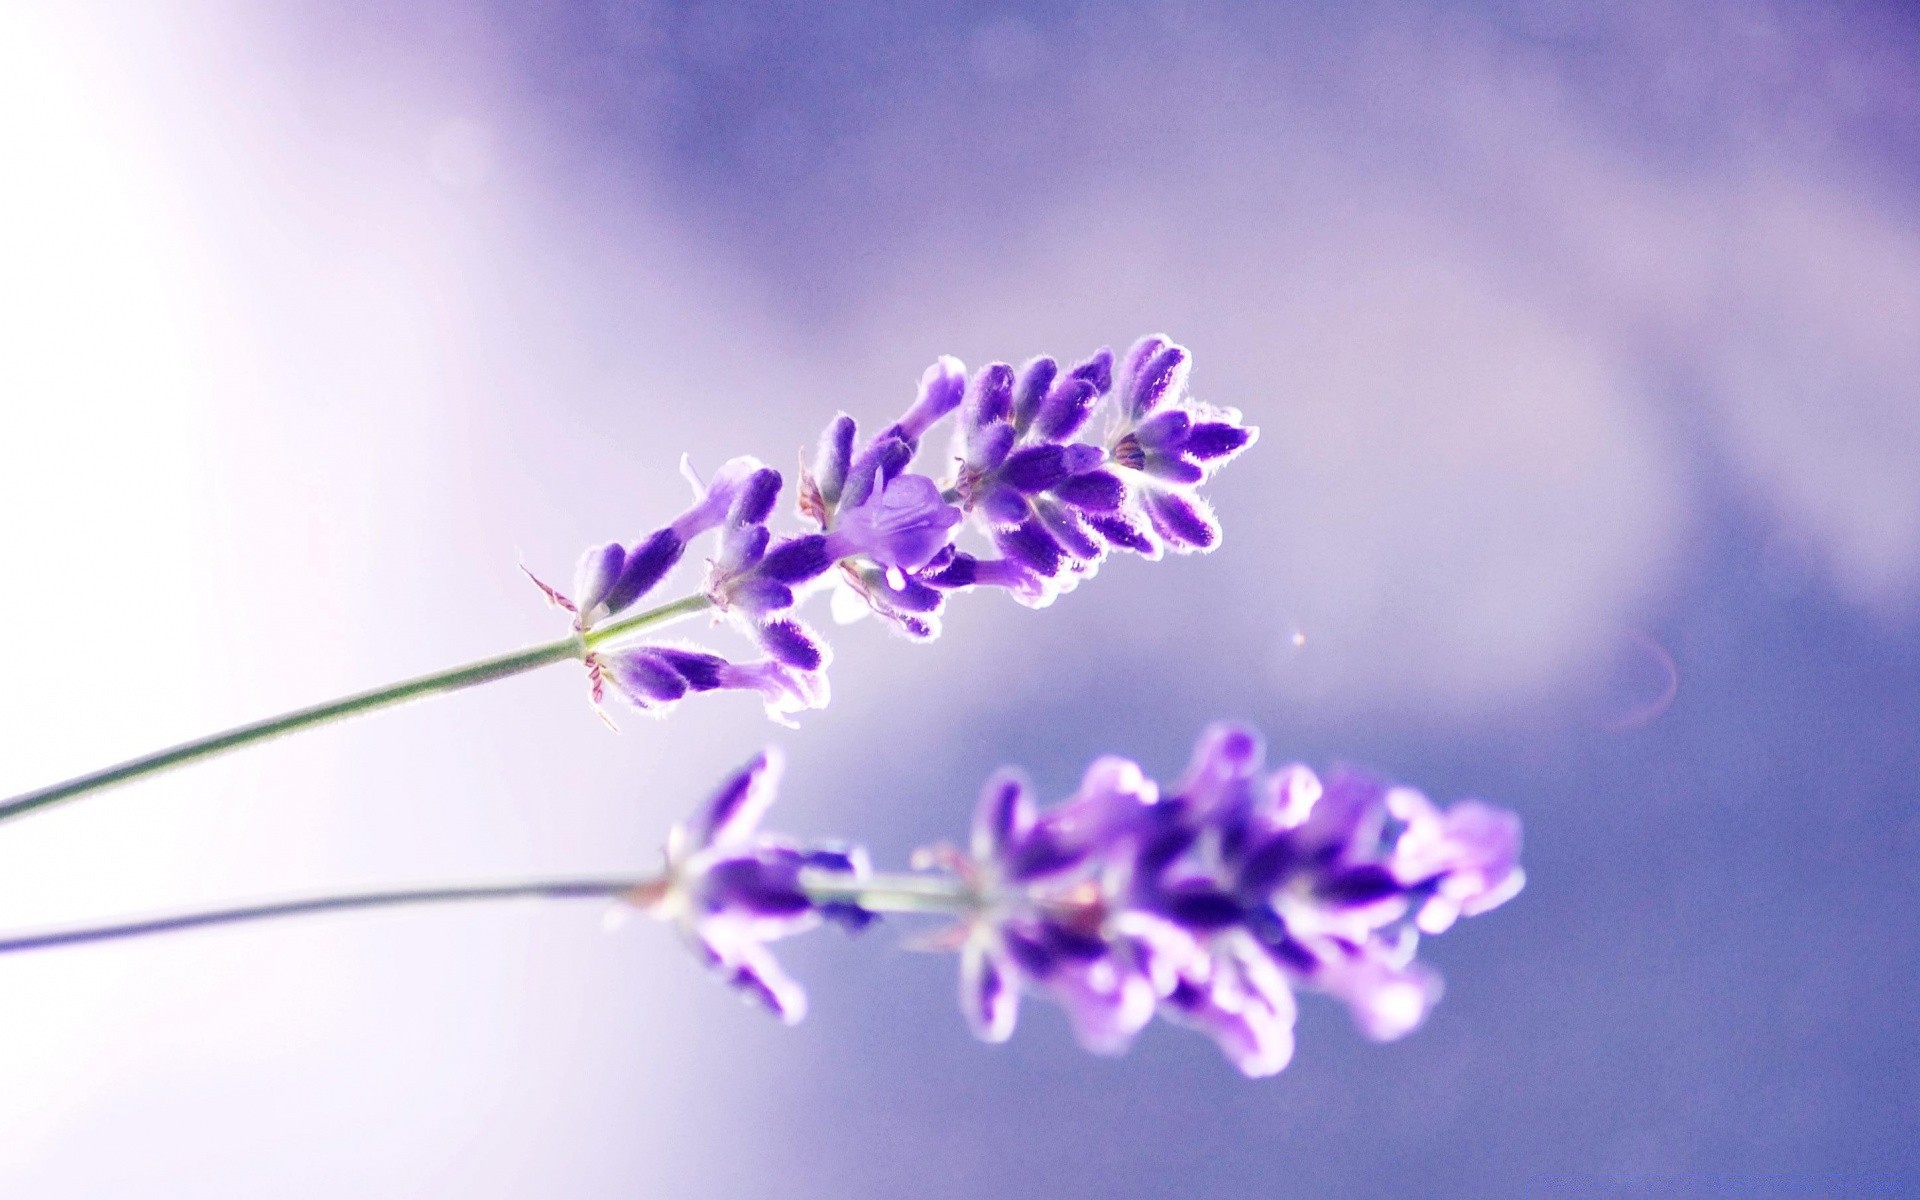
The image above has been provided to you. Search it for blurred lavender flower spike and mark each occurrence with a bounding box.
[653,729,1520,1078]
[556,336,1252,721]
[626,748,872,1022]
[917,724,1522,1076]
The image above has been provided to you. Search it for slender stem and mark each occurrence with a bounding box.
[0,877,652,955]
[0,869,972,957]
[0,592,713,826]
[803,870,975,915]
[583,592,713,650]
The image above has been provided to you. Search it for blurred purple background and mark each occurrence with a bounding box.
[2,1,1918,1195]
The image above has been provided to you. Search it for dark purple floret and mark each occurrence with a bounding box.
[1184,422,1253,461]
[840,434,914,508]
[702,855,814,918]
[1035,377,1099,442]
[575,542,627,614]
[993,519,1065,577]
[1143,489,1219,550]
[1144,455,1205,485]
[608,651,689,702]
[1315,864,1405,908]
[652,647,727,691]
[732,468,784,526]
[1011,356,1058,432]
[814,414,857,505]
[757,618,824,671]
[1086,512,1157,556]
[602,528,685,615]
[968,362,1016,428]
[759,534,834,585]
[1052,469,1125,513]
[644,749,872,1025]
[1068,346,1113,396]
[1001,444,1072,493]
[1034,499,1102,562]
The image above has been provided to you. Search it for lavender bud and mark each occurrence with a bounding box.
[602,528,686,614]
[966,362,1015,429]
[1011,356,1059,433]
[814,414,857,505]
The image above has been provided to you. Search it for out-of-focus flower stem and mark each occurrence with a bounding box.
[0,592,716,825]
[0,877,653,954]
[0,869,969,957]
[803,870,974,915]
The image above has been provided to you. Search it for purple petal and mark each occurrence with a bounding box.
[961,939,1021,1043]
[1068,346,1113,396]
[701,855,813,919]
[718,523,770,574]
[979,482,1031,526]
[1158,885,1244,931]
[730,468,784,526]
[691,748,784,848]
[892,355,967,444]
[1012,356,1058,432]
[1184,421,1254,461]
[1315,864,1406,908]
[1036,378,1098,441]
[1058,443,1105,475]
[1000,445,1070,493]
[1129,344,1191,418]
[813,414,857,504]
[607,649,689,703]
[967,362,1015,429]
[993,519,1065,577]
[1115,335,1168,408]
[966,419,1016,472]
[840,435,913,509]
[972,770,1036,861]
[714,658,831,723]
[1049,958,1156,1056]
[827,473,964,571]
[759,534,834,585]
[1176,722,1266,818]
[1296,769,1391,861]
[1143,488,1219,551]
[730,575,794,615]
[756,618,826,671]
[1052,468,1125,513]
[602,529,685,614]
[1034,498,1102,562]
[1143,453,1205,485]
[671,456,767,541]
[573,542,626,614]
[1134,409,1191,450]
[1086,511,1160,558]
[653,647,727,691]
[723,939,809,1025]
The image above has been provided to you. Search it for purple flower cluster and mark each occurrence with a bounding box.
[626,748,871,1023]
[546,336,1254,721]
[640,730,1522,1076]
[940,724,1523,1075]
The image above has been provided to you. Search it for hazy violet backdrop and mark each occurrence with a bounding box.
[3,1,1918,1196]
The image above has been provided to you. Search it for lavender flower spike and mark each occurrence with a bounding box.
[554,336,1252,724]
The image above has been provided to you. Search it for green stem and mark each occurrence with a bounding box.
[0,592,714,826]
[0,870,973,957]
[803,870,975,915]
[0,876,653,955]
